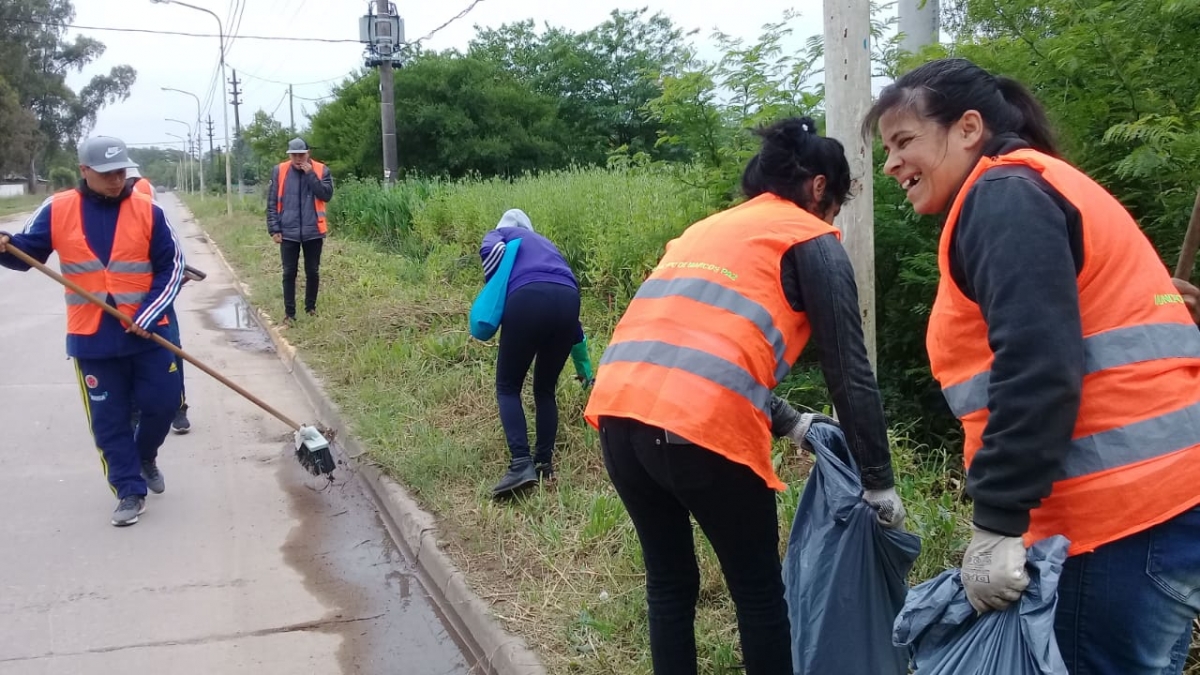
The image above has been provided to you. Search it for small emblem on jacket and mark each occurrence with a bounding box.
[85,374,99,388]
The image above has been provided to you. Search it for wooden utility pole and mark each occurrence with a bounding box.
[899,0,939,54]
[375,0,399,186]
[824,0,877,366]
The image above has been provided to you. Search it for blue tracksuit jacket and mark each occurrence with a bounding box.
[0,184,186,359]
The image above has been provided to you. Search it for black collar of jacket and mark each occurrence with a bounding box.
[981,132,1030,158]
[76,179,133,205]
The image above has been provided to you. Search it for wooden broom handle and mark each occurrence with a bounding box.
[2,242,301,430]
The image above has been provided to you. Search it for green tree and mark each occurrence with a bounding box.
[469,8,694,165]
[241,111,296,186]
[0,0,136,188]
[310,53,569,179]
[0,75,38,176]
[644,14,823,201]
[940,0,1200,264]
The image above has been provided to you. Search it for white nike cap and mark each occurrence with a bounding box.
[78,136,139,173]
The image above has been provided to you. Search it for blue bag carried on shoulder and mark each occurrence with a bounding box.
[469,237,522,341]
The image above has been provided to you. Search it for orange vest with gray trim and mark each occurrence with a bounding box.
[50,189,157,335]
[928,148,1200,556]
[276,160,328,234]
[583,193,840,491]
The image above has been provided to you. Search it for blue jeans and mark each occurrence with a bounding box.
[1055,505,1200,675]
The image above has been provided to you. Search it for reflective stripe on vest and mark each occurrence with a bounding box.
[632,278,793,383]
[584,193,840,491]
[49,189,156,335]
[600,340,774,418]
[276,160,328,235]
[927,148,1200,555]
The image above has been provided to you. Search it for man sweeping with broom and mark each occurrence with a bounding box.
[0,136,186,527]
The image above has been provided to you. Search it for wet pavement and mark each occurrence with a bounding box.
[0,194,475,674]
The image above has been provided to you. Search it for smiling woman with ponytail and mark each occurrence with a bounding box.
[583,115,901,675]
[865,57,1200,673]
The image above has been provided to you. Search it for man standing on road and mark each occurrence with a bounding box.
[266,138,333,325]
[0,136,186,527]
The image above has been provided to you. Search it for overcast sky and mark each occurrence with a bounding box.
[68,0,897,153]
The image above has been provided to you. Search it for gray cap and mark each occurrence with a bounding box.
[78,136,138,173]
[286,138,310,154]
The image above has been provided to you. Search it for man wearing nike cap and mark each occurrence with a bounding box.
[0,135,186,527]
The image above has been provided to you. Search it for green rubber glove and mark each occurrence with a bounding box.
[570,337,595,387]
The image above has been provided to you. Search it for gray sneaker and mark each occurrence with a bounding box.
[141,461,165,494]
[112,495,146,527]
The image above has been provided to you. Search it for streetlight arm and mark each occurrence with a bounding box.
[150,0,224,39]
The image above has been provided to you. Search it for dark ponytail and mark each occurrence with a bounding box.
[862,58,1059,157]
[994,75,1057,156]
[742,116,853,215]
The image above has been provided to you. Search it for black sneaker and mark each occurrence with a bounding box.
[171,404,191,434]
[141,461,165,494]
[491,458,538,499]
[534,461,556,484]
[112,495,146,527]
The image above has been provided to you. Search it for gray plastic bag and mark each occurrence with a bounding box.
[892,535,1071,675]
[782,421,922,675]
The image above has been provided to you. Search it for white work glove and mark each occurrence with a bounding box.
[961,525,1029,613]
[862,487,906,529]
[785,412,838,453]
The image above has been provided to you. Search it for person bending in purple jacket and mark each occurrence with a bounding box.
[479,209,593,499]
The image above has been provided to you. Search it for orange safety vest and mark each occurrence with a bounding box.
[583,193,840,491]
[49,189,160,335]
[276,160,328,235]
[131,177,153,197]
[928,148,1200,556]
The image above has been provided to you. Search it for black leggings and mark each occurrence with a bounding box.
[599,415,791,675]
[496,282,580,464]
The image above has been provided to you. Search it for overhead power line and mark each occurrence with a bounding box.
[6,18,361,43]
[229,65,351,87]
[411,0,486,44]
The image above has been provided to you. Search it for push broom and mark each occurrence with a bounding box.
[2,242,337,478]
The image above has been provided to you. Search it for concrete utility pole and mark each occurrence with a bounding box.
[899,0,939,54]
[289,84,295,133]
[206,116,215,166]
[375,0,399,186]
[824,0,877,367]
[228,70,245,198]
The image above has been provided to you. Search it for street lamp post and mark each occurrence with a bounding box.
[150,0,232,215]
[162,86,204,195]
[166,118,194,192]
[165,132,190,192]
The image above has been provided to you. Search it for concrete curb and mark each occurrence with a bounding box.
[194,218,548,675]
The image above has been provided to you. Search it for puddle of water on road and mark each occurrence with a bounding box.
[277,454,478,674]
[205,295,275,353]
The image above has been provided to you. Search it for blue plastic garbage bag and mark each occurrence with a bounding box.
[469,237,521,341]
[893,535,1070,675]
[782,421,922,675]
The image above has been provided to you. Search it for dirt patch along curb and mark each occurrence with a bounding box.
[195,218,550,675]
